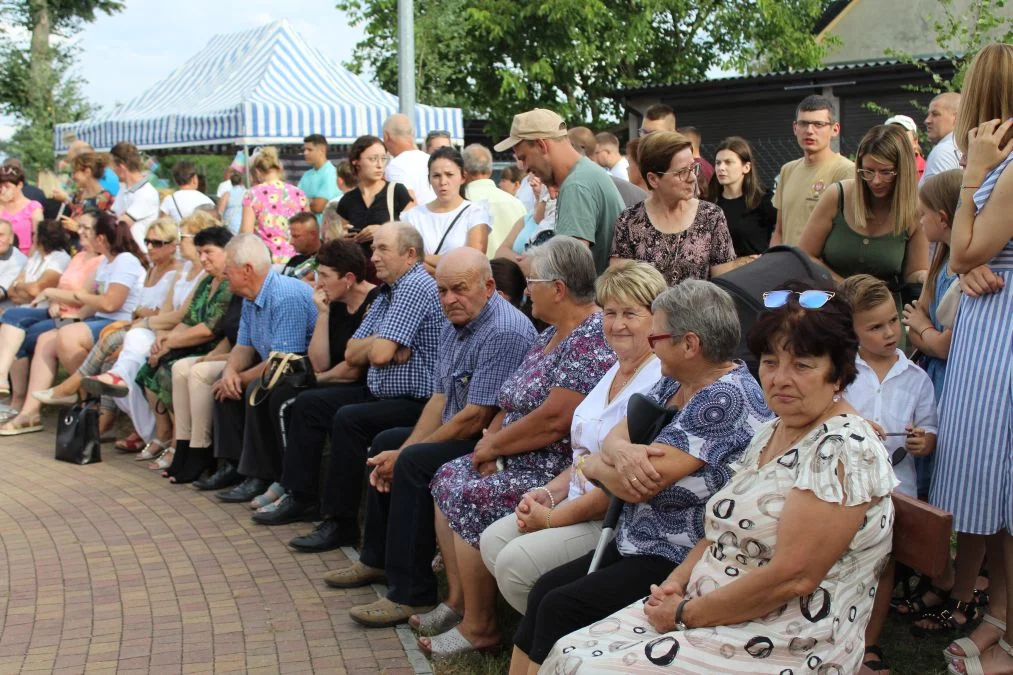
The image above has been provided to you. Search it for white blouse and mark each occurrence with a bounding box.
[401,201,491,255]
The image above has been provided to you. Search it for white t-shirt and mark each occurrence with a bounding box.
[171,260,205,309]
[23,249,71,283]
[386,149,436,204]
[515,174,537,214]
[215,180,231,199]
[920,132,961,186]
[160,189,215,224]
[94,252,146,320]
[113,177,161,252]
[568,357,663,500]
[843,350,938,498]
[401,201,491,255]
[0,247,27,291]
[608,157,630,181]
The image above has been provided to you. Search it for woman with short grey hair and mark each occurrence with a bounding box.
[508,280,774,674]
[525,235,598,304]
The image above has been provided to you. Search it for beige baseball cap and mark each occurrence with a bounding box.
[493,109,568,152]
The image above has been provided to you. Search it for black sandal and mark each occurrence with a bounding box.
[863,645,890,672]
[910,598,980,637]
[893,583,949,617]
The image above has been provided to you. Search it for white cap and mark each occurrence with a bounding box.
[885,115,917,133]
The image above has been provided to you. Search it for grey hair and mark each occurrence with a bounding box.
[389,221,424,262]
[651,280,740,362]
[526,235,597,303]
[462,144,493,176]
[383,113,415,139]
[225,233,272,272]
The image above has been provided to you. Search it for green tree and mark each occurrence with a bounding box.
[337,0,834,132]
[0,0,124,175]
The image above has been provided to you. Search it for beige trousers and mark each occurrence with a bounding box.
[479,510,603,614]
[171,357,225,447]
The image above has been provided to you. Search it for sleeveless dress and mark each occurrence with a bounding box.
[821,183,908,283]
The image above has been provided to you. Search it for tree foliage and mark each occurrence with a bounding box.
[0,0,124,175]
[336,0,834,132]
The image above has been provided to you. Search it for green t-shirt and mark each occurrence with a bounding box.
[298,161,341,221]
[554,157,626,273]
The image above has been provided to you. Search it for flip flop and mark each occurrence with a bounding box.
[82,373,130,398]
[0,416,43,436]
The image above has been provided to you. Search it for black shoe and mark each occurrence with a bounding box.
[217,477,271,503]
[252,493,320,525]
[164,440,189,479]
[192,461,240,491]
[289,519,358,553]
[170,445,216,485]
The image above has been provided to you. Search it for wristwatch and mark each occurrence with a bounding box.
[674,598,691,631]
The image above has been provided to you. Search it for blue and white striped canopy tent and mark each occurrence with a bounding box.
[53,20,464,153]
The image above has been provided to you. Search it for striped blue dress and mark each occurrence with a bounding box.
[930,165,1013,533]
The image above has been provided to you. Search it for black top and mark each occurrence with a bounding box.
[21,183,63,220]
[336,182,412,231]
[327,286,381,372]
[282,253,312,276]
[714,191,777,256]
[218,294,245,346]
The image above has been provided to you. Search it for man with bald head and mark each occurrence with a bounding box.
[921,92,962,185]
[463,144,527,257]
[383,113,437,204]
[330,245,537,627]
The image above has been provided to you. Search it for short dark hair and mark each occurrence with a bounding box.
[348,134,385,175]
[746,280,859,389]
[110,142,144,172]
[193,225,233,249]
[304,134,328,148]
[229,171,243,186]
[499,165,523,183]
[171,161,198,187]
[797,95,836,121]
[491,257,526,307]
[288,211,318,229]
[36,219,69,254]
[316,238,366,281]
[425,130,452,147]
[644,104,676,124]
[0,163,25,186]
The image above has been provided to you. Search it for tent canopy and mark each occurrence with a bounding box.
[54,20,464,152]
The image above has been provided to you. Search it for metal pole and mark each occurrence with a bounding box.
[397,0,416,119]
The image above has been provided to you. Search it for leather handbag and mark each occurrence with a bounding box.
[248,352,316,407]
[891,491,952,578]
[54,400,103,465]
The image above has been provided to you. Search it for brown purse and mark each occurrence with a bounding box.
[891,492,952,578]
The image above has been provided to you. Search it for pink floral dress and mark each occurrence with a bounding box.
[242,180,309,263]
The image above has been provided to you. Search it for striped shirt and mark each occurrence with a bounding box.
[237,271,317,359]
[434,292,538,423]
[973,152,1013,214]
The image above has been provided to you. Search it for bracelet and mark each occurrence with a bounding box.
[535,486,556,509]
[544,509,553,529]
[961,185,980,190]
[575,454,588,482]
[674,598,691,631]
[918,326,933,339]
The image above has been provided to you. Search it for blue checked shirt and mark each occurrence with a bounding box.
[434,292,538,423]
[237,271,317,359]
[352,263,446,399]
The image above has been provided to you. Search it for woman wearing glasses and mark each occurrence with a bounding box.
[537,285,896,675]
[610,131,737,285]
[799,124,929,291]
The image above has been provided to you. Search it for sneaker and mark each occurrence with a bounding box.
[323,561,387,589]
[349,597,436,628]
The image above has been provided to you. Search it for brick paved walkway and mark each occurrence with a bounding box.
[0,412,426,674]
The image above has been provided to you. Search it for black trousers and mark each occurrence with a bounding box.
[280,383,372,495]
[514,541,675,664]
[213,381,274,466]
[235,381,309,481]
[358,429,477,606]
[319,396,426,523]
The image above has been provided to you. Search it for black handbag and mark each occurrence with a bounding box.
[54,400,102,465]
[248,352,316,407]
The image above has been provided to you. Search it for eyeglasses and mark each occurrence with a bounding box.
[144,238,175,248]
[762,290,836,309]
[793,120,835,130]
[857,168,898,182]
[647,332,675,349]
[360,155,387,165]
[657,163,701,182]
[525,277,556,287]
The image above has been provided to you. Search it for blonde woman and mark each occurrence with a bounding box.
[240,147,309,263]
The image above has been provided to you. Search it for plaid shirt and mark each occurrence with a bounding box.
[352,263,446,399]
[434,292,538,423]
[237,271,317,359]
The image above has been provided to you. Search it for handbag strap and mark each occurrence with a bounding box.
[386,182,398,222]
[435,204,471,255]
[249,352,299,406]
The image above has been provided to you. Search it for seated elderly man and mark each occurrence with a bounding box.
[320,246,537,627]
[276,222,448,552]
[536,285,897,674]
[0,219,28,314]
[191,233,317,495]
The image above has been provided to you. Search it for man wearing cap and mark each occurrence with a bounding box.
[921,92,961,186]
[886,115,926,181]
[495,109,624,273]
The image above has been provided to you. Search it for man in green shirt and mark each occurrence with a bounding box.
[298,134,341,223]
[494,109,624,273]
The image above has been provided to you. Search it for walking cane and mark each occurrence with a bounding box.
[587,393,676,573]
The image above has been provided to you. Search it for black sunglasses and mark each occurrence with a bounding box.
[144,238,175,248]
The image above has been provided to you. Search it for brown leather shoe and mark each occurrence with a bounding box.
[323,561,387,589]
[349,597,436,628]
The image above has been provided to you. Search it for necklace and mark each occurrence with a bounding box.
[608,353,656,402]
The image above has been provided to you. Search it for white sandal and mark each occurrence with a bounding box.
[949,638,1013,675]
[945,614,1007,664]
[417,627,499,660]
[136,439,168,461]
[409,602,463,636]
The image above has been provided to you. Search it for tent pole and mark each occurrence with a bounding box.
[397,0,415,119]
[243,143,251,188]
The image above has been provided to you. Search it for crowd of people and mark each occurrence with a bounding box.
[0,41,1011,675]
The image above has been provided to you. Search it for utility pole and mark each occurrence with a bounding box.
[397,0,416,118]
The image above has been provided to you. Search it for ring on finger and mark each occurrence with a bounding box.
[630,475,639,482]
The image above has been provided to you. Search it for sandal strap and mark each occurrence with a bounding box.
[1000,639,1013,658]
[983,614,1008,631]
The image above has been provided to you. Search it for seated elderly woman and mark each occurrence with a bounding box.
[506,280,773,674]
[479,260,667,616]
[416,236,618,658]
[0,215,146,436]
[536,284,898,675]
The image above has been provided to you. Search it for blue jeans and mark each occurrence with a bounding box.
[1,307,57,359]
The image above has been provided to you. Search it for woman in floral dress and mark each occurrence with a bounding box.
[418,237,617,659]
[240,146,309,263]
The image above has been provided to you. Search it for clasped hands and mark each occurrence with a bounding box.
[594,440,666,502]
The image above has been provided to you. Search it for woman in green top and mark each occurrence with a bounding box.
[799,124,929,288]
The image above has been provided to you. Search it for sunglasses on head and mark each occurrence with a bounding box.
[144,238,174,249]
[762,290,835,310]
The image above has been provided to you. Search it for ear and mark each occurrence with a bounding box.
[742,161,752,176]
[938,209,952,228]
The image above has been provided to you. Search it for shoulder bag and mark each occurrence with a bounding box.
[248,351,316,407]
[434,205,471,255]
[55,400,102,465]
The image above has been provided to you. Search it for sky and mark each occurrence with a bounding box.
[0,0,364,140]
